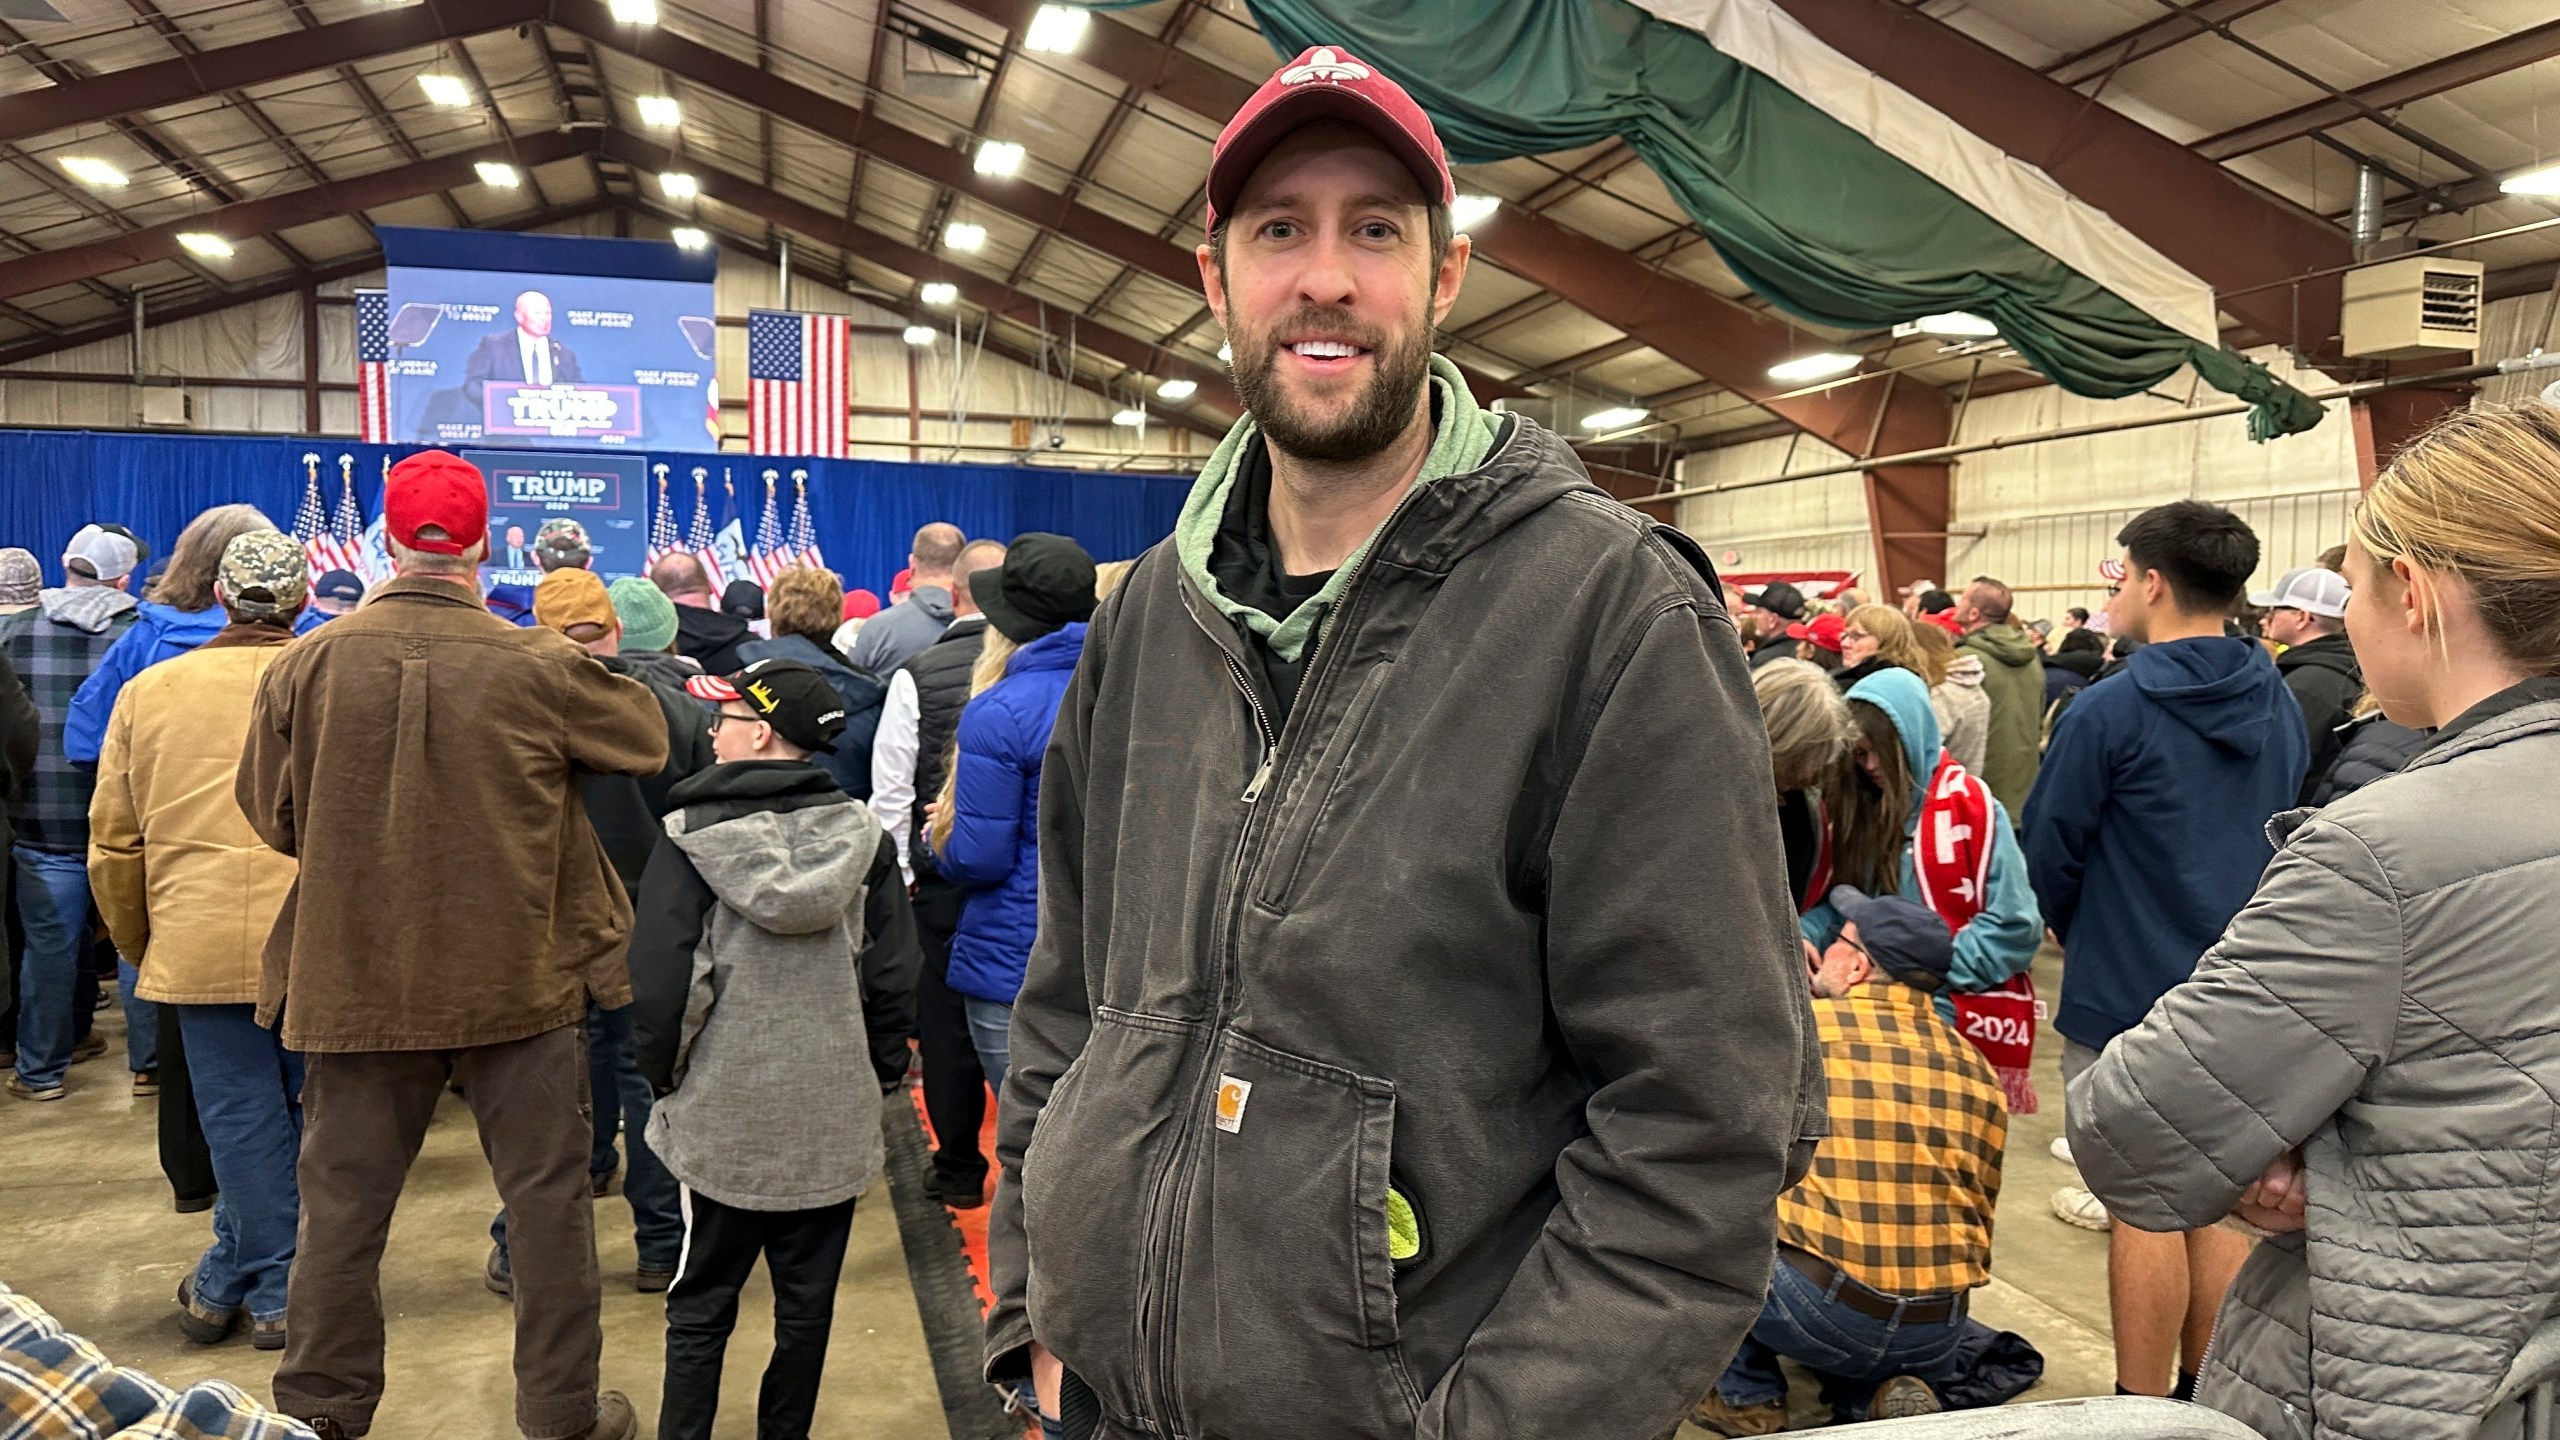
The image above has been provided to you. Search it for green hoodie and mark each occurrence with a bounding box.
[1957,622,2046,816]
[1175,353,1500,663]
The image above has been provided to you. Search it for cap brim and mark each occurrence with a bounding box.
[1208,85,1448,229]
[684,674,741,703]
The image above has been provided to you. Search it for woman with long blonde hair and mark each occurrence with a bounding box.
[2071,402,2560,1440]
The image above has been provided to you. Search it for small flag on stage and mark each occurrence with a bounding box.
[747,470,788,587]
[747,309,851,458]
[355,290,392,444]
[293,454,348,582]
[646,464,680,570]
[688,468,728,593]
[331,455,368,581]
[787,469,825,573]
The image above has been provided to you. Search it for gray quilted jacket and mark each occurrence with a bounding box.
[2069,686,2560,1440]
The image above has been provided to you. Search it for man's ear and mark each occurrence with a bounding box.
[1197,242,1227,323]
[1430,232,1471,328]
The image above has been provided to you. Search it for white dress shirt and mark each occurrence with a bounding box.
[871,667,922,885]
[518,329,551,386]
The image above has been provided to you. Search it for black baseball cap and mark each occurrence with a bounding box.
[313,569,366,603]
[722,578,765,621]
[1825,885,1953,992]
[1745,580,1806,622]
[686,658,845,754]
[971,532,1097,644]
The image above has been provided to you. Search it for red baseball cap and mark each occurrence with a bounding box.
[843,588,882,621]
[1921,610,1966,636]
[1205,45,1455,233]
[384,450,489,557]
[1786,612,1847,654]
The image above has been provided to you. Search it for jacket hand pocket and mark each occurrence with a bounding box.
[1020,1007,1197,1428]
[1172,1027,1419,1440]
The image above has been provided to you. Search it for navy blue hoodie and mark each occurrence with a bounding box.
[2023,635,2307,1049]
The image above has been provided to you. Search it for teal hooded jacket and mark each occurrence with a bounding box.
[1800,666,2042,994]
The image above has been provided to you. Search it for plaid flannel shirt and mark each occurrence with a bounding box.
[1,597,134,852]
[1776,979,2008,1297]
[0,1282,318,1438]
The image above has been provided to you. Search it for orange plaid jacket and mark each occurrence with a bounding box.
[1776,979,2008,1297]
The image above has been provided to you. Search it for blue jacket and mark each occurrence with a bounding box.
[64,602,228,764]
[1801,666,2041,994]
[938,623,1085,1004]
[2024,635,2307,1049]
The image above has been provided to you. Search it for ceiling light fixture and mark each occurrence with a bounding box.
[1767,352,1861,383]
[475,161,521,188]
[58,156,128,188]
[2501,163,2560,197]
[944,222,986,252]
[1450,193,1500,231]
[1157,378,1197,402]
[657,171,699,199]
[418,73,472,106]
[921,282,958,306]
[974,140,1025,177]
[1901,312,1998,339]
[1024,5,1090,53]
[1112,407,1145,426]
[1583,405,1647,432]
[607,0,658,23]
[635,94,682,127]
[903,325,937,346]
[176,232,234,259]
[671,226,708,249]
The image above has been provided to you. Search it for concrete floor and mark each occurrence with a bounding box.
[3,945,2132,1437]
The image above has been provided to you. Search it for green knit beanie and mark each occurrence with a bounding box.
[609,576,679,652]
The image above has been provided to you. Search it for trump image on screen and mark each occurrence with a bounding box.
[463,291,584,403]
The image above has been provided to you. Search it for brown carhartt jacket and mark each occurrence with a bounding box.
[237,575,667,1052]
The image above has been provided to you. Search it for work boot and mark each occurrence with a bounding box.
[69,1033,105,1063]
[572,1391,638,1440]
[1870,1375,1941,1419]
[250,1314,287,1351]
[174,1274,243,1346]
[635,1265,675,1294]
[132,1070,158,1097]
[1688,1390,1786,1437]
[484,1244,513,1300]
[923,1169,987,1209]
[4,1074,63,1102]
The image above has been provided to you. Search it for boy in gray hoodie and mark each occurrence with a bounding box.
[628,656,919,1440]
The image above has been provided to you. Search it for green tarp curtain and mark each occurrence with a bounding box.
[1212,0,2322,439]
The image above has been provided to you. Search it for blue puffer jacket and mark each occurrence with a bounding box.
[938,623,1085,1004]
[1800,666,2042,995]
[64,602,229,764]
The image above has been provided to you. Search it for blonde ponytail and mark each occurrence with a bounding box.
[2356,402,2560,674]
[926,628,1024,855]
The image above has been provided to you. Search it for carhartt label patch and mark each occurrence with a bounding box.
[1214,1075,1252,1133]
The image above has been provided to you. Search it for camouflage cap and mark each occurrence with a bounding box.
[218,530,307,619]
[534,517,592,567]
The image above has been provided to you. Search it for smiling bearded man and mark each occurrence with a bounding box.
[979,43,1823,1440]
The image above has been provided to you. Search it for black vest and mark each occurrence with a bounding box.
[903,616,987,881]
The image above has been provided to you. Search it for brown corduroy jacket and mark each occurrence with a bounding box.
[237,575,667,1052]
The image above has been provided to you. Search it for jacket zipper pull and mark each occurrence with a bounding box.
[1241,750,1275,804]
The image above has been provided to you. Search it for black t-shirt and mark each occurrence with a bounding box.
[1207,435,1336,723]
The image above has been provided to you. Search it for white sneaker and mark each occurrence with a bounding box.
[2050,1135,2074,1166]
[2052,1185,2111,1231]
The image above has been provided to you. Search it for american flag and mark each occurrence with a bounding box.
[747,309,850,457]
[645,466,681,570]
[292,458,352,581]
[331,464,370,581]
[355,290,392,443]
[786,470,825,572]
[747,471,788,587]
[687,468,727,593]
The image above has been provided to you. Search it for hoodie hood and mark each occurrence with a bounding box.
[1175,352,1508,663]
[1007,622,1086,677]
[1961,624,2040,669]
[37,585,137,634]
[2128,635,2291,757]
[1846,666,1943,824]
[667,761,877,934]
[907,585,956,626]
[1944,652,1986,688]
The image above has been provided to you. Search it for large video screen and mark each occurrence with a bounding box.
[378,227,718,453]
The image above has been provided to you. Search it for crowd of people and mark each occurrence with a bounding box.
[4,36,2560,1440]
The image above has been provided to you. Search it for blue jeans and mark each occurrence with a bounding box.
[13,846,90,1089]
[493,1003,680,1272]
[1715,1252,1972,1421]
[178,1005,303,1321]
[117,956,155,1074]
[962,996,1013,1097]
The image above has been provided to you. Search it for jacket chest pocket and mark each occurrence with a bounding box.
[1252,663,1395,914]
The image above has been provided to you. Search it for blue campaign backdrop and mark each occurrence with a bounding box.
[0,428,1192,596]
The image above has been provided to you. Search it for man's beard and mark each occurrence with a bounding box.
[1230,308,1433,464]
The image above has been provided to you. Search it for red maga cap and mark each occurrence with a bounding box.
[384,450,489,556]
[1205,45,1454,233]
